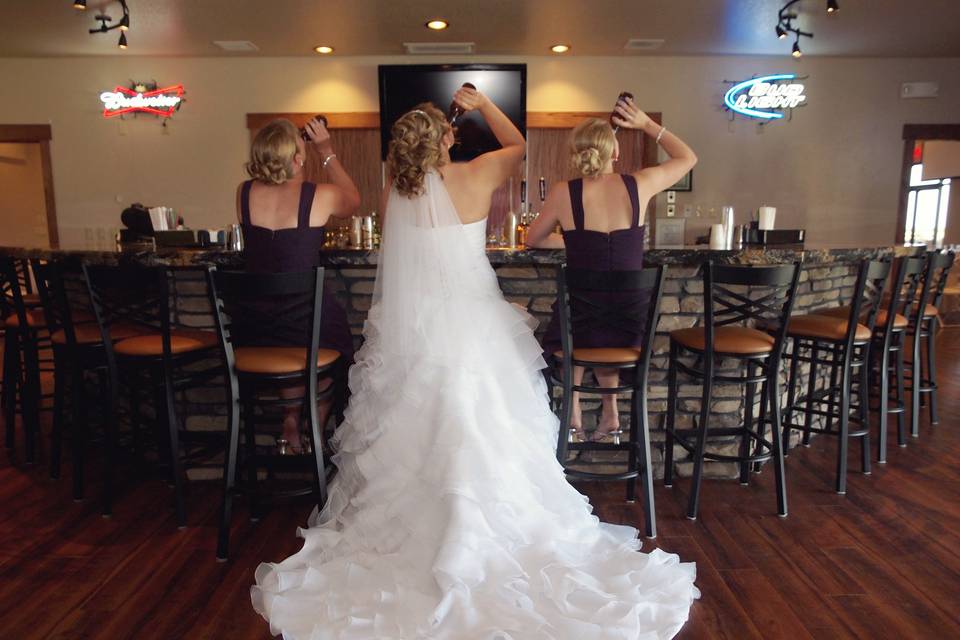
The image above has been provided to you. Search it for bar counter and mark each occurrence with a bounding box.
[2,243,897,480]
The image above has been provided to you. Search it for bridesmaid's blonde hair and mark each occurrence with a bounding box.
[246,119,300,185]
[569,118,615,178]
[387,104,451,197]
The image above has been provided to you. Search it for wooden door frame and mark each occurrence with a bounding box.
[896,123,960,245]
[0,124,59,249]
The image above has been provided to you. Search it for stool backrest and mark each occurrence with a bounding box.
[82,263,170,348]
[32,258,93,348]
[557,265,666,372]
[881,256,925,338]
[851,259,892,335]
[0,256,32,330]
[206,268,325,375]
[702,262,801,361]
[910,251,955,326]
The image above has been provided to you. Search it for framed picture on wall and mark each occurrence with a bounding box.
[668,169,693,192]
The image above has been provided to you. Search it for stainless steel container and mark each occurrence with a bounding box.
[227,224,244,251]
[350,217,363,248]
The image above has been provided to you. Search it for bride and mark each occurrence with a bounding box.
[251,87,698,639]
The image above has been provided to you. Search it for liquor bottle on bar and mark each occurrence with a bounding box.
[610,91,633,134]
[516,178,529,247]
[448,82,477,126]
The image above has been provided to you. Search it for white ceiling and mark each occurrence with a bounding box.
[2,0,959,58]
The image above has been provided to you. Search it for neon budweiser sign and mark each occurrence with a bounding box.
[100,84,185,118]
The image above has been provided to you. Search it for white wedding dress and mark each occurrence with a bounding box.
[251,172,698,640]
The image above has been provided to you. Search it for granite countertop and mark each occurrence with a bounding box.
[0,243,899,268]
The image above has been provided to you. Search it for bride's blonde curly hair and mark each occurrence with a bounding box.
[569,118,615,178]
[387,104,451,197]
[246,119,300,185]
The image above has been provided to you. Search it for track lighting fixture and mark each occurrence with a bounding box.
[72,0,87,9]
[775,0,833,57]
[82,1,132,48]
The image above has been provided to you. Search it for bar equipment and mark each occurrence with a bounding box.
[709,224,726,250]
[299,115,329,142]
[361,215,374,250]
[447,82,477,126]
[758,205,777,230]
[350,217,363,248]
[227,224,244,251]
[721,206,735,249]
[611,91,634,133]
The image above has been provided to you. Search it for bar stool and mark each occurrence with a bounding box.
[83,263,220,525]
[547,264,666,538]
[817,256,924,462]
[781,259,889,495]
[206,267,344,560]
[908,251,955,432]
[1,256,50,463]
[665,262,801,520]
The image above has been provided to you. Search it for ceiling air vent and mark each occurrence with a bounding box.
[403,42,475,55]
[624,38,665,51]
[213,40,260,52]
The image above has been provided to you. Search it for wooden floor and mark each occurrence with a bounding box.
[2,331,960,639]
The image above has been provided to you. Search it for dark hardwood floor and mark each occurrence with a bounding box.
[2,329,959,639]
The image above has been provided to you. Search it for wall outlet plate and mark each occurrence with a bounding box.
[666,204,676,217]
[666,190,676,203]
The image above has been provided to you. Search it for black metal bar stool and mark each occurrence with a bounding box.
[206,267,344,561]
[665,261,801,520]
[547,264,666,539]
[84,263,220,525]
[1,256,51,463]
[907,251,955,433]
[817,256,925,462]
[781,259,889,495]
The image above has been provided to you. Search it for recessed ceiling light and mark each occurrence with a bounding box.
[73,0,86,9]
[550,44,570,53]
[314,45,334,54]
[426,19,448,30]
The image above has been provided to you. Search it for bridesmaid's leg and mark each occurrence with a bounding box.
[570,366,585,435]
[595,368,621,434]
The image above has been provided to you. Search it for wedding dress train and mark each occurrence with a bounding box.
[251,172,698,639]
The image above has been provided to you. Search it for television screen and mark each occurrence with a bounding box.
[378,64,526,162]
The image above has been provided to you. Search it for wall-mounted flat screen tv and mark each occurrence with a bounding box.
[377,64,526,162]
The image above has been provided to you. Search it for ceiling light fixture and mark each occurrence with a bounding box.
[550,44,570,53]
[314,45,334,54]
[73,0,87,9]
[775,1,821,57]
[85,1,132,48]
[826,0,839,13]
[425,19,448,30]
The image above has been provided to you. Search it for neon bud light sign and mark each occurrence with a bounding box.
[100,85,184,118]
[724,74,806,120]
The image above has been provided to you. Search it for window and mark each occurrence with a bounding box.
[903,162,951,246]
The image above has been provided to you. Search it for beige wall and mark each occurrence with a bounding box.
[0,55,957,248]
[0,142,50,248]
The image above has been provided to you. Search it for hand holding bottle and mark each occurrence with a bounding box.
[611,96,654,133]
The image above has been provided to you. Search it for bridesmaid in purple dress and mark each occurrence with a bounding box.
[237,117,361,452]
[527,96,697,441]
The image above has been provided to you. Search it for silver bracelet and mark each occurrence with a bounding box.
[655,126,667,144]
[322,153,337,168]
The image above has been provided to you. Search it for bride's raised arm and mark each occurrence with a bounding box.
[454,87,525,192]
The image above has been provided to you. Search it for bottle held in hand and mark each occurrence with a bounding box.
[300,115,329,142]
[448,82,477,126]
[610,91,634,133]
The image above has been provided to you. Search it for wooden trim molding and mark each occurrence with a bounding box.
[247,112,380,130]
[0,124,52,143]
[902,124,960,141]
[0,124,59,248]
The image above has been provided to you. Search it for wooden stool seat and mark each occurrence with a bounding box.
[4,309,45,329]
[816,305,908,330]
[114,328,218,357]
[234,346,340,374]
[922,304,938,318]
[51,322,147,346]
[670,326,775,355]
[553,346,642,364]
[787,314,872,342]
